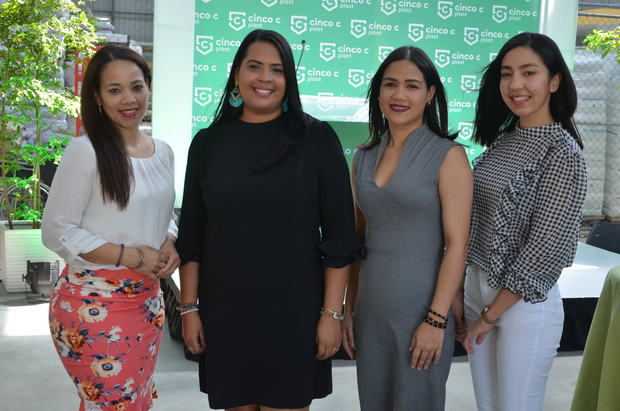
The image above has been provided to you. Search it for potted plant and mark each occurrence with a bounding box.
[0,0,99,292]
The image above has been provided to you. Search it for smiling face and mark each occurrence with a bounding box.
[499,46,560,128]
[236,41,286,123]
[96,59,149,133]
[379,59,435,135]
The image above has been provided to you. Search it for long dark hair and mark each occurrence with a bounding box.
[361,46,457,150]
[81,45,151,209]
[473,32,583,148]
[210,29,307,169]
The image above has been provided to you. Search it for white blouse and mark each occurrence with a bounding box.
[42,136,178,271]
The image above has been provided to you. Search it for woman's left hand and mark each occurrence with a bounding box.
[461,318,493,354]
[315,315,342,360]
[157,236,180,278]
[409,322,445,370]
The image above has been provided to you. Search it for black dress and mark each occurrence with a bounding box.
[176,115,362,409]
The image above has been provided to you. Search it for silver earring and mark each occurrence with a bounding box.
[98,105,102,115]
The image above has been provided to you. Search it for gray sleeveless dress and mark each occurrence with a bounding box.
[353,125,457,411]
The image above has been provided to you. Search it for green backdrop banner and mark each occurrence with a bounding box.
[192,0,540,160]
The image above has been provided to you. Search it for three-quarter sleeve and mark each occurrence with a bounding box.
[500,145,587,303]
[175,131,207,266]
[41,139,107,265]
[316,122,364,268]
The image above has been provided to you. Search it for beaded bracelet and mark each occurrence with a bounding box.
[427,308,448,322]
[115,243,125,267]
[423,314,447,329]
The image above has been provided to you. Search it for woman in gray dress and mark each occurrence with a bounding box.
[342,46,473,410]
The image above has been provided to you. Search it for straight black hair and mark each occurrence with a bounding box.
[81,45,151,209]
[210,29,307,169]
[361,46,457,150]
[473,32,583,148]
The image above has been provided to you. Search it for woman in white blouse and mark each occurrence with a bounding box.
[42,45,179,410]
[459,33,587,411]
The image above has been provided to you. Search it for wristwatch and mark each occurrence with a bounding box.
[320,307,344,320]
[480,305,499,325]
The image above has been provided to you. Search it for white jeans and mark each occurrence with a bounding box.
[464,265,564,411]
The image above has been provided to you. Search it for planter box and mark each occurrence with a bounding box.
[0,222,65,293]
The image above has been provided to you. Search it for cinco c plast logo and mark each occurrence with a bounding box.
[381,0,397,16]
[348,69,365,88]
[195,35,213,55]
[318,92,335,112]
[320,42,337,62]
[434,49,451,68]
[492,5,508,23]
[461,75,478,93]
[408,24,424,42]
[228,11,246,31]
[296,66,306,84]
[291,15,308,35]
[464,27,480,46]
[322,0,338,12]
[458,122,474,140]
[350,20,367,39]
[194,88,212,106]
[378,46,394,62]
[437,1,453,19]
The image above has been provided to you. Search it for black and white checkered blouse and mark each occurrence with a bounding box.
[467,123,587,303]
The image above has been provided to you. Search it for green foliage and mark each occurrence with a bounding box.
[584,26,620,63]
[0,0,100,228]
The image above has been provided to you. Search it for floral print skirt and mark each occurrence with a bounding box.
[49,266,165,411]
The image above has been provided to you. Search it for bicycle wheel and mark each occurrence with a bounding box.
[0,183,50,222]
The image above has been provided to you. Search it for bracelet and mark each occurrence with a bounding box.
[320,307,344,320]
[180,308,199,316]
[427,308,448,322]
[480,305,498,325]
[127,247,146,270]
[423,314,447,329]
[176,303,199,312]
[115,243,125,267]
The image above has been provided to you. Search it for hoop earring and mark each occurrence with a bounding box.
[228,85,243,107]
[282,99,289,113]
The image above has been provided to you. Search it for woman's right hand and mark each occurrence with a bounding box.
[342,311,356,359]
[182,311,206,354]
[124,246,164,280]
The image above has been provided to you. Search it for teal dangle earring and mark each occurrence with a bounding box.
[228,83,243,107]
[282,98,289,113]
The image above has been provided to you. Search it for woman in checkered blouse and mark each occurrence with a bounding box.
[458,33,587,411]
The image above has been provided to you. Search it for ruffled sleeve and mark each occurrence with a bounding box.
[316,122,365,268]
[497,143,587,302]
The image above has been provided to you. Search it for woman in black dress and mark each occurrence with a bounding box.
[175,29,363,411]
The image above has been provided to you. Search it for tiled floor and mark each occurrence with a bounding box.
[0,292,582,410]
